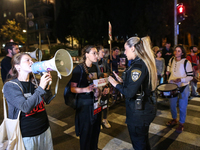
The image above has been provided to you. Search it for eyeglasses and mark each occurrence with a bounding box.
[89,52,98,55]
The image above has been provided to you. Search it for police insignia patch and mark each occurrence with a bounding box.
[131,69,141,82]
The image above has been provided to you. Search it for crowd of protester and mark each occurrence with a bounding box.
[1,38,200,150]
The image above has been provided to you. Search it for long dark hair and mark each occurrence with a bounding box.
[82,45,96,62]
[174,45,186,58]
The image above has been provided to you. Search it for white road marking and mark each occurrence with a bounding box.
[48,115,67,127]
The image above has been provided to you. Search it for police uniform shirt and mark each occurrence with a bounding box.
[116,57,156,126]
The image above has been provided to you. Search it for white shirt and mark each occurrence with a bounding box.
[167,58,193,87]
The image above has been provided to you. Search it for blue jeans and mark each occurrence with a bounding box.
[169,85,189,124]
[22,127,53,150]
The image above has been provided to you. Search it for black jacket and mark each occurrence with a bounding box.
[116,57,157,126]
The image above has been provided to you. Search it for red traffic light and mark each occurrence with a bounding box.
[177,4,184,14]
[177,3,186,23]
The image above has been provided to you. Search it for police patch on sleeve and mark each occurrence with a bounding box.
[131,69,141,82]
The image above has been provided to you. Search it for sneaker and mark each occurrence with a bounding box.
[166,119,178,127]
[102,120,111,128]
[176,123,184,133]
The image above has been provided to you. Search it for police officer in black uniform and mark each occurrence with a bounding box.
[109,36,157,150]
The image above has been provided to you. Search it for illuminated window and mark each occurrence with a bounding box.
[49,0,54,3]
[3,13,7,17]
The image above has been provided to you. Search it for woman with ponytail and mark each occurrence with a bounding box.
[108,36,157,150]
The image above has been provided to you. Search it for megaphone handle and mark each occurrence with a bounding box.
[45,76,59,104]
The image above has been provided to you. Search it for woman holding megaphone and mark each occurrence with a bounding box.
[3,53,53,150]
[70,45,101,150]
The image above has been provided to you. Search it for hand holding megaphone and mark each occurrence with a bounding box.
[31,49,73,78]
[31,49,73,103]
[39,72,52,90]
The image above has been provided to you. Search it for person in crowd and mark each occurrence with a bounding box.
[152,46,160,55]
[70,45,101,150]
[100,86,111,128]
[166,45,193,133]
[162,42,173,82]
[3,53,53,150]
[155,50,165,85]
[107,47,124,106]
[107,46,121,74]
[93,45,111,129]
[1,42,20,83]
[94,45,110,78]
[186,46,200,97]
[108,36,157,150]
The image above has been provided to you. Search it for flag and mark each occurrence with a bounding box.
[108,21,112,41]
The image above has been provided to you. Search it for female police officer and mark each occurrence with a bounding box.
[108,36,157,150]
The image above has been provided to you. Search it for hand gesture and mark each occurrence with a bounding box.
[108,76,118,87]
[113,71,123,83]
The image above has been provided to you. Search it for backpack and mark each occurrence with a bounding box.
[64,64,83,109]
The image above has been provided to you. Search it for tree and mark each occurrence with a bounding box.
[0,19,26,43]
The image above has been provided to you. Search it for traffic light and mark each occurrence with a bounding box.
[177,3,185,23]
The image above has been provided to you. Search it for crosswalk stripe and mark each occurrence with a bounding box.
[51,97,200,149]
[149,123,200,147]
[48,115,68,127]
[158,110,200,126]
[63,126,132,149]
[102,137,133,150]
[63,125,78,138]
[108,109,200,127]
[187,104,200,112]
[189,97,200,102]
[109,113,200,147]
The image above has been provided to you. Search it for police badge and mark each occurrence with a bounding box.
[131,69,141,82]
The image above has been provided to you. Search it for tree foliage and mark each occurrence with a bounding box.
[0,19,26,43]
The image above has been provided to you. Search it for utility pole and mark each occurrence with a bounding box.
[24,0,28,51]
[174,0,178,45]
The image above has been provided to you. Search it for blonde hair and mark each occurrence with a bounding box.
[126,36,157,90]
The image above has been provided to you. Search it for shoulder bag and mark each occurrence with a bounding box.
[0,82,25,150]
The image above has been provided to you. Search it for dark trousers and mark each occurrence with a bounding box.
[127,124,151,150]
[79,112,101,150]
